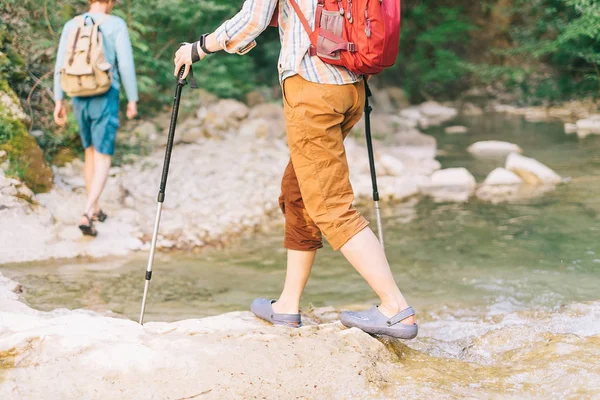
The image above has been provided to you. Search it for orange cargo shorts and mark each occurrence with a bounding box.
[278,74,369,251]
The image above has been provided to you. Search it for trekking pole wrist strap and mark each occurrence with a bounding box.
[191,42,201,63]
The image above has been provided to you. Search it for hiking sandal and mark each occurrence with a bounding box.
[78,214,98,237]
[92,209,108,223]
[340,306,418,339]
[251,298,302,328]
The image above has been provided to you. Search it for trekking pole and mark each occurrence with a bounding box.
[139,65,188,325]
[363,81,385,250]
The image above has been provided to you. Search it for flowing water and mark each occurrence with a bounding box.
[3,114,600,398]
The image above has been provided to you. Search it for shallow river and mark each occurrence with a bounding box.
[3,114,600,398]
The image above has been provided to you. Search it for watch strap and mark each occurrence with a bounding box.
[199,34,214,55]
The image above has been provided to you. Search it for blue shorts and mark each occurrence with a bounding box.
[72,87,120,156]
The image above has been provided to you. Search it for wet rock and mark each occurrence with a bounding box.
[505,153,562,184]
[482,168,524,186]
[0,275,399,400]
[475,168,524,204]
[419,168,476,202]
[468,141,523,157]
[419,101,458,127]
[564,123,578,134]
[445,126,468,134]
[575,116,600,138]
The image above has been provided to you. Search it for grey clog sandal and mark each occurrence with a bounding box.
[250,298,302,328]
[340,306,418,339]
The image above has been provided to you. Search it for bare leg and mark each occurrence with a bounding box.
[272,250,316,315]
[341,227,415,324]
[83,147,99,214]
[80,149,112,225]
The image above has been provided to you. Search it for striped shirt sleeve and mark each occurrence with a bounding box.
[214,0,278,55]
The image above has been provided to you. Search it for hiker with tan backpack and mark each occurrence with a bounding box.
[53,0,138,237]
[173,0,418,339]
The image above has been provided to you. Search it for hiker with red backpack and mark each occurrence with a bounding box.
[53,0,138,237]
[174,0,416,339]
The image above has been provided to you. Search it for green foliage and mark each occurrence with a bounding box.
[475,0,600,102]
[390,4,475,101]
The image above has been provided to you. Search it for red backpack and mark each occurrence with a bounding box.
[269,0,401,75]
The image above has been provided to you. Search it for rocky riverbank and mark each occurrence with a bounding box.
[0,90,590,264]
[2,267,600,399]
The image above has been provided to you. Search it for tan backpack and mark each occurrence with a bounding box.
[60,15,112,98]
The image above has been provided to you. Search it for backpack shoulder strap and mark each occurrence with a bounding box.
[288,0,320,47]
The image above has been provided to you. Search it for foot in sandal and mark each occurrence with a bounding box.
[78,214,98,237]
[340,306,418,339]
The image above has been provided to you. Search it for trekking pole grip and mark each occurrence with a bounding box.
[177,65,187,85]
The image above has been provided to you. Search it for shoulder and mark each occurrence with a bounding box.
[61,18,78,34]
[104,15,128,30]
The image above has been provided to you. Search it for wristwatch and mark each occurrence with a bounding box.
[199,33,214,55]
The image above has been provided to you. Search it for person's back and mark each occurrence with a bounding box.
[54,11,138,105]
[53,0,138,238]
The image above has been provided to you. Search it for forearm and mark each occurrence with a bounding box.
[211,0,277,55]
[116,24,139,102]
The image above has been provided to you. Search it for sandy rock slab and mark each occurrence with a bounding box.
[0,301,399,399]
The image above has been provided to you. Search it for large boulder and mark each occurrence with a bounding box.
[476,168,524,204]
[467,141,523,157]
[0,277,403,400]
[419,167,476,202]
[0,83,53,193]
[505,153,562,184]
[476,168,558,204]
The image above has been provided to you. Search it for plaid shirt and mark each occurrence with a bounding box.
[214,0,358,85]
